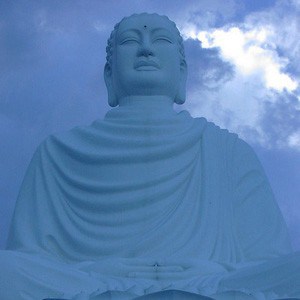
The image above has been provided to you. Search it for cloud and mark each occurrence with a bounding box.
[0,0,111,127]
[184,39,234,91]
[261,92,300,150]
[194,26,297,92]
[288,130,300,148]
[180,0,300,150]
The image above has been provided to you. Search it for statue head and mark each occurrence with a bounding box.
[104,13,187,107]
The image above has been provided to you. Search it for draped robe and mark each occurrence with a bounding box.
[1,107,300,300]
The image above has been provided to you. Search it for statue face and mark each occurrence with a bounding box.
[106,14,186,102]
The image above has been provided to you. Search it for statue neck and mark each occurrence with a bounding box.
[118,96,174,113]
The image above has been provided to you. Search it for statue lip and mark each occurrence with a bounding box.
[135,60,160,70]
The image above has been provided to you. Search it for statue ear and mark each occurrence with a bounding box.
[174,60,187,105]
[104,63,118,107]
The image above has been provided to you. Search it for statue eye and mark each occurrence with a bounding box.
[153,37,173,44]
[120,38,139,45]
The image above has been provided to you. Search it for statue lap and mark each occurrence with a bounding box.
[2,249,300,299]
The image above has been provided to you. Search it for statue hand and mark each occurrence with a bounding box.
[126,258,184,280]
[128,258,228,281]
[78,257,183,279]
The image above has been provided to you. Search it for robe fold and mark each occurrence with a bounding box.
[2,107,299,300]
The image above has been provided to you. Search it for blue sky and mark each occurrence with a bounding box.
[0,0,299,250]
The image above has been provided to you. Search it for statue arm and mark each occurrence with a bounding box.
[6,138,56,255]
[6,143,44,251]
[231,138,293,261]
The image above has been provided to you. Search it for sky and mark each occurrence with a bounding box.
[0,0,299,250]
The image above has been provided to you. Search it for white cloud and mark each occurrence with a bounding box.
[183,24,298,93]
[288,130,300,149]
[181,0,300,150]
[93,21,109,33]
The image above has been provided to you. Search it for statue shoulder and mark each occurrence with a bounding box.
[38,122,98,151]
[195,118,260,170]
[196,118,240,148]
[25,123,100,170]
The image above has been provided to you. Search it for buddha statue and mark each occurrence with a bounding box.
[1,12,300,300]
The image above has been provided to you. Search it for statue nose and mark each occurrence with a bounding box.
[138,43,154,57]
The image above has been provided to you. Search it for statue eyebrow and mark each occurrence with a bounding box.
[118,29,141,37]
[151,28,173,36]
[119,28,173,37]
